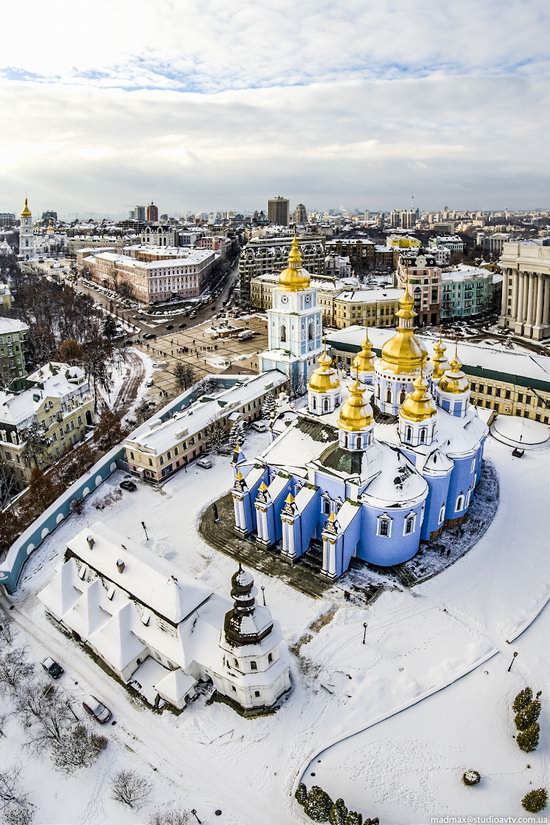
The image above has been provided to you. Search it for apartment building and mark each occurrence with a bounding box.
[124,371,287,483]
[239,235,325,300]
[440,265,500,321]
[0,362,94,491]
[0,318,29,391]
[397,254,441,326]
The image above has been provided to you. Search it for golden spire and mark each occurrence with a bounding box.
[235,468,244,481]
[308,339,340,393]
[379,261,428,374]
[285,492,294,505]
[431,337,448,379]
[353,328,375,376]
[278,235,311,291]
[259,480,268,492]
[438,342,469,395]
[20,197,31,218]
[400,369,437,422]
[337,378,374,432]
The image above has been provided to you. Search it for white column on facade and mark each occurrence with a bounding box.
[516,272,525,323]
[511,269,518,320]
[543,276,550,326]
[535,274,544,326]
[531,273,538,324]
[501,267,509,318]
[525,272,534,324]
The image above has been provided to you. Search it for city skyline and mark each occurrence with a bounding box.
[1,0,549,213]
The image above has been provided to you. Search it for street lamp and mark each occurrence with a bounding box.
[190,811,202,824]
[508,651,519,672]
[362,622,368,645]
[141,521,149,541]
[261,585,266,606]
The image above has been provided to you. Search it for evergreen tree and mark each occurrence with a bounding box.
[513,687,533,713]
[328,799,348,825]
[516,722,540,752]
[228,421,245,449]
[515,700,541,731]
[345,813,363,825]
[522,788,547,813]
[261,392,276,421]
[303,786,333,822]
[295,783,308,806]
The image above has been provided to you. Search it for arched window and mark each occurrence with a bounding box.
[308,322,314,341]
[400,388,407,403]
[356,435,363,449]
[280,325,287,343]
[376,383,381,399]
[405,426,412,442]
[438,503,446,524]
[386,387,392,404]
[419,428,426,444]
[311,396,317,411]
[377,515,392,537]
[403,513,416,535]
[455,494,465,512]
[323,397,329,412]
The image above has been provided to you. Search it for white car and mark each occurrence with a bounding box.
[251,421,268,433]
[196,458,213,469]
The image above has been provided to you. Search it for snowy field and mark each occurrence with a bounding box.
[2,428,550,824]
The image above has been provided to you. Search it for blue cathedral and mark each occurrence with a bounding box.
[231,237,488,579]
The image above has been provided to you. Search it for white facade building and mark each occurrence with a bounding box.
[18,197,34,260]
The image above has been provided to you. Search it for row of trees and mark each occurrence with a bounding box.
[295,784,377,825]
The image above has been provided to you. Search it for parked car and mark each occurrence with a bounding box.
[178,322,187,329]
[145,378,154,388]
[82,695,112,724]
[196,458,213,469]
[165,324,174,330]
[119,480,137,492]
[41,657,64,679]
[251,421,268,433]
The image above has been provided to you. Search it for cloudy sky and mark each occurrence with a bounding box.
[1,0,549,216]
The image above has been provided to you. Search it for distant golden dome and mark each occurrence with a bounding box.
[431,338,448,379]
[20,197,31,218]
[400,373,437,422]
[438,351,470,394]
[47,221,55,234]
[279,236,311,291]
[337,378,374,432]
[379,285,428,374]
[308,346,340,393]
[353,331,375,375]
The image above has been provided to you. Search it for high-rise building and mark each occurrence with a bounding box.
[0,213,16,227]
[499,242,550,341]
[239,235,325,300]
[293,203,307,225]
[129,205,146,221]
[267,196,289,226]
[146,202,159,223]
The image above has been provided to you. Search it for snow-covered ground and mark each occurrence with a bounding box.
[2,428,550,824]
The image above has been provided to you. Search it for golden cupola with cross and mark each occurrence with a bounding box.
[337,378,375,451]
[279,235,311,292]
[431,338,449,381]
[308,343,341,415]
[378,281,428,375]
[20,197,32,218]
[437,349,470,395]
[400,372,437,423]
[353,330,376,385]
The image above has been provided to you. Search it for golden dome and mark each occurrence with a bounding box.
[20,197,31,218]
[379,284,428,374]
[47,221,55,234]
[353,330,375,375]
[437,350,470,394]
[279,236,311,291]
[337,378,374,432]
[431,338,448,379]
[400,373,437,422]
[308,345,340,393]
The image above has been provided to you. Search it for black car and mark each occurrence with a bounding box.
[120,480,137,492]
[42,657,64,679]
[166,324,174,330]
[178,322,187,328]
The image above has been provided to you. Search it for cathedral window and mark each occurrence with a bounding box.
[377,515,392,538]
[280,325,287,343]
[419,428,426,444]
[250,661,257,670]
[400,388,407,403]
[308,322,314,341]
[322,497,331,515]
[405,426,412,442]
[439,503,446,524]
[356,435,363,449]
[403,513,416,535]
[455,494,465,512]
[268,653,273,663]
[386,387,392,404]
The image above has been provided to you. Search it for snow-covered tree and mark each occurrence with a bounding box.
[111,770,153,810]
[208,414,227,453]
[149,809,192,824]
[345,813,363,825]
[522,788,548,813]
[0,610,15,646]
[52,724,108,773]
[0,765,34,825]
[515,699,541,730]
[517,722,540,752]
[0,649,34,693]
[513,687,533,713]
[303,786,333,822]
[261,392,276,421]
[295,783,308,806]
[328,798,348,825]
[20,422,50,469]
[228,421,245,449]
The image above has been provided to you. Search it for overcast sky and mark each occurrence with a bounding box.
[1,0,549,217]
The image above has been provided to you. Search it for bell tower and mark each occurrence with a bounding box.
[19,197,34,261]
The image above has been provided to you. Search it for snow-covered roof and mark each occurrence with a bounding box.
[0,363,90,427]
[260,416,338,478]
[127,371,286,455]
[91,249,214,269]
[336,288,403,304]
[0,317,28,335]
[64,523,212,624]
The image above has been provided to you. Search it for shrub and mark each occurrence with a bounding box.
[513,687,533,713]
[462,770,481,786]
[303,786,333,822]
[515,700,541,731]
[328,799,348,825]
[522,788,548,813]
[516,723,540,753]
[295,783,308,806]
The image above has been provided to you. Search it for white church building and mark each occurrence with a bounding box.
[39,523,291,713]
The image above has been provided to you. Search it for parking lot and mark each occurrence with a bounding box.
[136,315,269,402]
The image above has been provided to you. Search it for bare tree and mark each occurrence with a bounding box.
[149,809,192,825]
[0,609,15,647]
[21,693,73,756]
[0,649,35,693]
[52,723,108,773]
[111,770,153,810]
[173,362,197,391]
[0,461,19,509]
[207,414,227,454]
[0,764,35,825]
